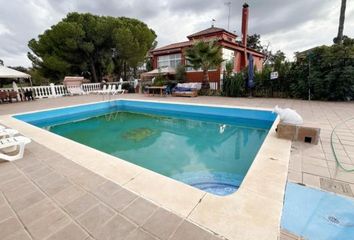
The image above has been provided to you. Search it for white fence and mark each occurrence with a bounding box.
[0,82,134,99]
[210,82,218,90]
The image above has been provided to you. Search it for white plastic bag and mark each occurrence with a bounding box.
[273,105,303,125]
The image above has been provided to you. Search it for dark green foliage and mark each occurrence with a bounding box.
[247,34,263,52]
[248,38,354,101]
[289,38,354,100]
[122,82,136,93]
[153,74,166,86]
[223,37,354,101]
[223,72,245,97]
[225,60,233,78]
[175,64,186,83]
[28,13,156,83]
[0,59,3,66]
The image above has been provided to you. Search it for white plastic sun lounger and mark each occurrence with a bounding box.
[0,126,19,139]
[95,85,107,95]
[112,84,125,95]
[0,136,31,161]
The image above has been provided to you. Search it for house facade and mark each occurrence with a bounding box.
[149,4,264,89]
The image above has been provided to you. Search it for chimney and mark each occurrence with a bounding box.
[241,3,249,47]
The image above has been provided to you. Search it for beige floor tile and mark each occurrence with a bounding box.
[3,229,31,240]
[27,209,71,239]
[0,205,15,222]
[25,166,53,180]
[71,170,107,191]
[302,173,321,188]
[287,171,302,183]
[143,208,183,240]
[125,228,157,240]
[302,156,328,167]
[101,188,138,212]
[34,172,73,196]
[2,182,38,202]
[122,197,158,226]
[10,190,46,212]
[302,163,330,178]
[0,217,25,239]
[46,222,88,240]
[0,169,22,183]
[329,169,354,183]
[17,198,57,226]
[64,193,100,218]
[77,203,115,238]
[170,220,221,240]
[53,185,86,206]
[97,214,137,240]
[0,176,28,192]
[91,180,123,199]
[0,192,5,207]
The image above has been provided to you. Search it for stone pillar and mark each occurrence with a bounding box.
[50,83,57,97]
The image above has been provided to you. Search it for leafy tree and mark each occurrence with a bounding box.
[0,59,3,66]
[28,13,156,82]
[185,40,223,89]
[247,34,263,52]
[112,17,157,80]
[225,60,233,78]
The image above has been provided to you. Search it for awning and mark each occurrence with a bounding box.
[140,67,176,80]
[0,66,31,79]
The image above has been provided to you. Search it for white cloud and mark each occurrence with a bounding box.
[0,0,352,67]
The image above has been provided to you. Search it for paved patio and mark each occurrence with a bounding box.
[0,141,222,240]
[1,94,354,239]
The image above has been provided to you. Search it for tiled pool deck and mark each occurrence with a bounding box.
[1,94,354,240]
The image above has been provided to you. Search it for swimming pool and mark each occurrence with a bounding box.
[15,100,276,196]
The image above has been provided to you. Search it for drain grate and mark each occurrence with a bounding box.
[327,216,340,225]
[320,178,353,197]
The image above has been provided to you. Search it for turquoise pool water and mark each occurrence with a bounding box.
[15,100,275,196]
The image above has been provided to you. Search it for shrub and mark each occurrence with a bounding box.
[222,72,245,97]
[153,74,166,86]
[175,64,186,83]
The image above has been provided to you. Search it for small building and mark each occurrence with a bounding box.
[149,4,264,89]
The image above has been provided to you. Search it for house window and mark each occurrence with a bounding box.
[185,60,217,72]
[157,54,181,69]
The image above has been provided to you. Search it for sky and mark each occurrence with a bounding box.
[0,0,353,67]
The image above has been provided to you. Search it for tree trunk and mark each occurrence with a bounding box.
[201,69,210,89]
[336,0,347,44]
[90,61,98,83]
[123,61,127,81]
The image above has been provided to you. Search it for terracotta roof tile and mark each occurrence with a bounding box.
[187,27,236,38]
[151,41,193,52]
